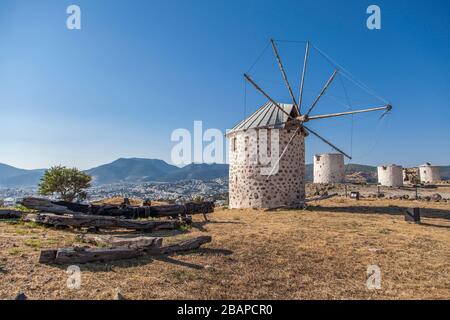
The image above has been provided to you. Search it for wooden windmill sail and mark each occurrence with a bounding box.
[244,39,392,168]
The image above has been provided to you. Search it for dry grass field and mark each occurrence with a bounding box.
[0,197,449,300]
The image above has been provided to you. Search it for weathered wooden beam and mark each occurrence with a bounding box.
[244,73,293,119]
[39,247,143,264]
[0,210,25,219]
[39,236,212,264]
[20,198,77,215]
[307,104,392,121]
[270,39,299,112]
[304,70,338,117]
[21,197,214,219]
[79,234,163,249]
[23,213,180,231]
[303,126,352,160]
[158,236,212,255]
[298,41,310,113]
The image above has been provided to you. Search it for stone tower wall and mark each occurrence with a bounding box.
[228,128,305,209]
[313,153,345,183]
[419,165,440,183]
[377,165,403,187]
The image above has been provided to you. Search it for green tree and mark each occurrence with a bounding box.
[38,166,92,202]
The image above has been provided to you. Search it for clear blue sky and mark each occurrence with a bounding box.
[0,0,449,170]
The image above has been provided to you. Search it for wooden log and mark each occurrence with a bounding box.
[305,193,338,202]
[79,234,163,249]
[39,236,212,264]
[21,197,214,219]
[158,236,212,255]
[23,213,180,231]
[40,247,144,264]
[0,209,25,219]
[20,198,77,215]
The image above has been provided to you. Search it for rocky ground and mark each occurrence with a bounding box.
[306,183,450,203]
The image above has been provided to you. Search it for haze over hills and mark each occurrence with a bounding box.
[0,159,448,188]
[0,163,45,188]
[85,158,229,184]
[0,158,230,187]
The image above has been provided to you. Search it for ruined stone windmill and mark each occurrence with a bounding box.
[226,39,392,209]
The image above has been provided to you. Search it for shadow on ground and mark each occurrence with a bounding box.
[44,247,233,272]
[305,205,450,220]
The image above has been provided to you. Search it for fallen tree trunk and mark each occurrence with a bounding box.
[39,247,143,264]
[0,210,25,219]
[39,235,212,264]
[21,197,214,218]
[305,193,338,202]
[78,234,163,249]
[20,198,77,215]
[23,213,180,231]
[158,236,212,255]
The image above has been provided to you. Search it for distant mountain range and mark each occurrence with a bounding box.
[0,163,46,188]
[85,158,230,185]
[0,158,230,188]
[0,158,448,188]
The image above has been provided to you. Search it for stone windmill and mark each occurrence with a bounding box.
[226,39,392,209]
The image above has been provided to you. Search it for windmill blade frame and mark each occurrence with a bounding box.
[307,104,392,121]
[270,39,299,114]
[298,41,310,114]
[304,70,338,117]
[303,125,352,160]
[243,73,294,119]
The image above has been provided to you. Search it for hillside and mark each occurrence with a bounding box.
[163,163,229,181]
[0,163,45,188]
[441,166,450,180]
[86,158,228,184]
[85,158,179,185]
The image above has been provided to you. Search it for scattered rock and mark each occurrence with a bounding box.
[431,193,442,202]
[114,292,125,300]
[87,226,99,233]
[15,292,27,300]
[204,264,215,271]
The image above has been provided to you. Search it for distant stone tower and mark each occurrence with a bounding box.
[227,102,306,209]
[313,153,345,183]
[377,164,403,187]
[419,163,440,183]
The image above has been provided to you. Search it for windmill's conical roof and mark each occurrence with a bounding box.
[227,101,297,135]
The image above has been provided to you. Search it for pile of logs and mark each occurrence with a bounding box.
[20,197,214,219]
[40,235,212,264]
[0,209,25,220]
[15,197,215,232]
[8,197,215,265]
[0,199,214,264]
[23,213,180,232]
